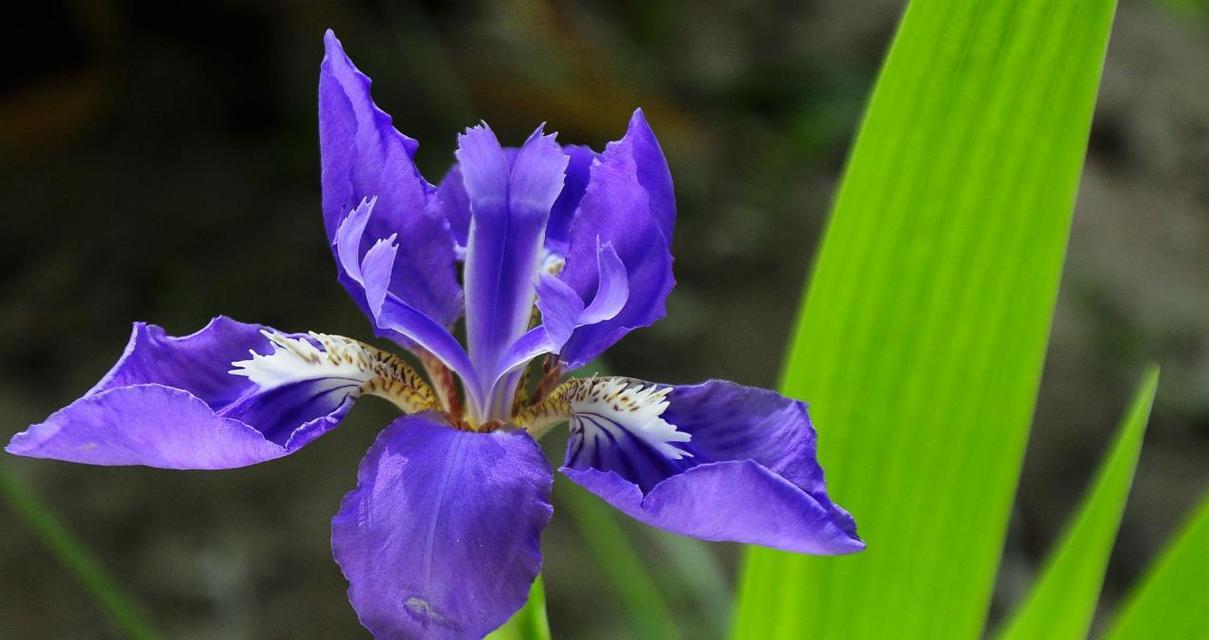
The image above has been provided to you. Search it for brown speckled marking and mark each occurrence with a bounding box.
[267,332,442,414]
[513,376,669,439]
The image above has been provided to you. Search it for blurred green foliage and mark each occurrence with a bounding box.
[0,465,158,639]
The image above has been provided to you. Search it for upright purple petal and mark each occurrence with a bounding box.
[622,109,675,240]
[437,144,595,258]
[334,210,483,410]
[332,416,553,639]
[6,318,364,469]
[533,276,584,351]
[374,293,485,414]
[545,144,596,255]
[536,239,628,343]
[578,240,629,324]
[558,378,861,554]
[436,163,471,251]
[458,124,568,417]
[320,30,462,329]
[554,110,676,368]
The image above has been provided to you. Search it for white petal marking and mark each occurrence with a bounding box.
[230,331,369,391]
[570,378,692,460]
[516,377,692,459]
[229,331,441,414]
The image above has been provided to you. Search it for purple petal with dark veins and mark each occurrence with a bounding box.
[320,30,462,329]
[554,109,676,368]
[332,415,553,640]
[6,318,359,469]
[560,378,862,554]
[458,124,567,416]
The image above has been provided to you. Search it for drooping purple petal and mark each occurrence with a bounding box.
[6,318,361,469]
[6,386,291,469]
[332,415,553,639]
[458,124,568,417]
[553,109,676,368]
[320,30,462,329]
[559,378,861,554]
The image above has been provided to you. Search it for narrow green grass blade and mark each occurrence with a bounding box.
[1103,492,1209,640]
[559,479,683,640]
[487,576,552,640]
[645,529,731,631]
[733,0,1117,638]
[996,366,1159,640]
[0,465,159,640]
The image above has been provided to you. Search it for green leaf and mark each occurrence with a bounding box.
[0,465,159,640]
[558,478,683,640]
[996,366,1159,640]
[1103,492,1209,640]
[732,0,1117,638]
[487,576,552,640]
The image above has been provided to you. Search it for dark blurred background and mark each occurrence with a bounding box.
[1,1,1205,638]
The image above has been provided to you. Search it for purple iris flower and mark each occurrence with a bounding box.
[7,30,861,639]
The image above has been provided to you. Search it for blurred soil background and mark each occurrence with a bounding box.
[0,1,1205,638]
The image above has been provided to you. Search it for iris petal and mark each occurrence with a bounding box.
[320,30,462,331]
[553,109,676,368]
[544,144,596,255]
[335,201,482,412]
[458,124,568,417]
[5,318,380,469]
[544,377,861,554]
[332,415,553,639]
[437,143,595,258]
[537,239,629,333]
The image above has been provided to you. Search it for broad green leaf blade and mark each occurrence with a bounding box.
[1103,492,1209,640]
[487,576,552,640]
[996,366,1159,640]
[733,0,1117,638]
[0,465,159,640]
